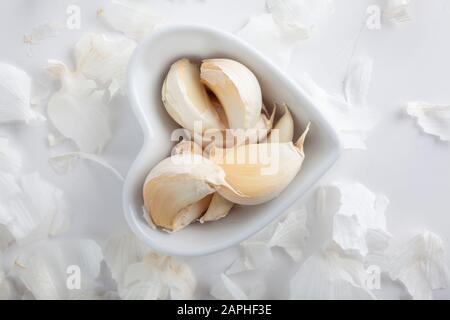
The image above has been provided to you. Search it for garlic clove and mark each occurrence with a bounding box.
[74,33,137,98]
[212,123,310,205]
[97,0,163,42]
[162,59,224,132]
[143,154,236,231]
[267,103,294,143]
[201,59,262,129]
[200,193,234,223]
[172,194,213,231]
[251,104,277,143]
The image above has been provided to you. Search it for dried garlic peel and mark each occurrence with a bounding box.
[212,123,310,205]
[162,58,224,132]
[98,0,163,41]
[388,231,450,300]
[75,33,136,97]
[14,239,103,300]
[201,59,262,129]
[46,60,112,153]
[0,62,44,124]
[0,137,22,173]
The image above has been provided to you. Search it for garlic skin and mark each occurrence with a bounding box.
[14,239,103,300]
[46,60,112,153]
[0,62,44,124]
[267,103,294,143]
[201,59,262,129]
[143,154,235,231]
[97,0,163,41]
[200,193,234,223]
[212,123,310,205]
[162,59,224,132]
[74,33,136,97]
[0,137,22,173]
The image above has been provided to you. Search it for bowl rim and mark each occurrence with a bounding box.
[123,23,342,256]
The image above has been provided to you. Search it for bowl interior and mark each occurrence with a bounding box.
[124,25,340,256]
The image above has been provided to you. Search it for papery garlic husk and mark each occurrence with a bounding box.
[103,232,150,286]
[162,58,224,132]
[120,251,196,300]
[290,246,376,300]
[46,60,112,153]
[387,230,450,300]
[143,154,238,231]
[74,33,137,97]
[0,62,44,124]
[0,172,69,245]
[14,239,103,300]
[201,59,262,129]
[237,14,295,70]
[171,140,202,156]
[384,0,411,23]
[0,268,18,299]
[97,0,163,41]
[406,102,450,142]
[0,137,22,173]
[211,123,310,205]
[267,103,294,143]
[200,193,235,223]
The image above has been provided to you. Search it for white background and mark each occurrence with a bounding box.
[0,0,449,299]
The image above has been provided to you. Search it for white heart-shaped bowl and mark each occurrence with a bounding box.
[124,24,341,256]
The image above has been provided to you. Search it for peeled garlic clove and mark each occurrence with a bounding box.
[173,194,212,231]
[201,59,262,129]
[267,103,294,143]
[143,154,234,231]
[200,193,234,223]
[162,59,224,132]
[212,123,310,205]
[172,140,202,156]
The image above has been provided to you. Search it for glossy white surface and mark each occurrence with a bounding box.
[0,0,449,299]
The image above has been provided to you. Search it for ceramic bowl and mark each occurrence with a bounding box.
[124,24,341,256]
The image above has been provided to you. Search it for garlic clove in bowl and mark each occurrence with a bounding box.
[267,103,294,143]
[162,58,224,132]
[201,58,262,130]
[211,124,310,206]
[142,154,237,231]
